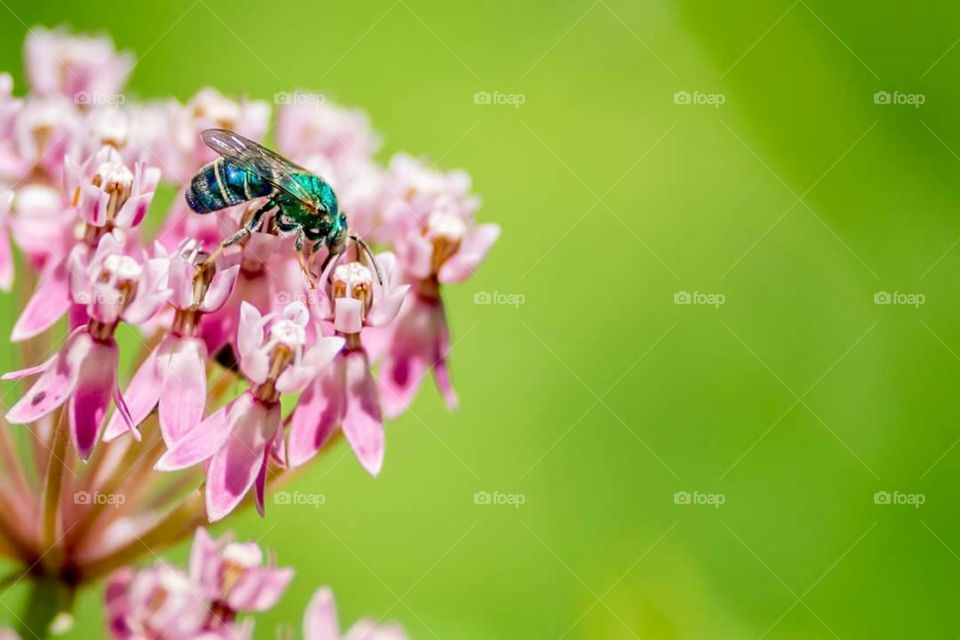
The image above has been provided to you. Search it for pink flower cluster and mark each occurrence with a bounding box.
[0,27,496,637]
[2,27,497,522]
[105,528,404,640]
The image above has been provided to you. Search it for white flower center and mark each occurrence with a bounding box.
[102,253,142,281]
[333,262,373,301]
[269,319,306,349]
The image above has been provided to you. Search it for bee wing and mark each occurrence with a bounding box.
[201,128,319,211]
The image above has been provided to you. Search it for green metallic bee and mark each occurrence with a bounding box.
[185,128,380,283]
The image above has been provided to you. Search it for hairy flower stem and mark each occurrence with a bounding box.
[40,410,68,571]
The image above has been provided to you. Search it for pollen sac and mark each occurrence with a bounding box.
[92,160,134,216]
[332,262,373,305]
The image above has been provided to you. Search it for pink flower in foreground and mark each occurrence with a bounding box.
[3,233,170,457]
[157,301,343,521]
[24,27,132,100]
[189,528,293,620]
[378,158,498,417]
[304,587,406,640]
[104,240,239,445]
[289,253,407,474]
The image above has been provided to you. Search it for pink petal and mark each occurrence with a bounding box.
[237,301,267,358]
[287,364,345,468]
[205,397,279,521]
[396,234,433,280]
[379,352,426,420]
[68,339,118,459]
[304,587,340,640]
[275,336,344,395]
[187,527,220,595]
[438,223,500,283]
[103,346,161,442]
[6,331,91,424]
[11,257,71,342]
[167,255,194,310]
[367,285,409,327]
[226,565,293,612]
[112,384,140,441]
[154,403,231,471]
[158,337,207,445]
[334,297,363,335]
[200,264,240,313]
[341,351,384,477]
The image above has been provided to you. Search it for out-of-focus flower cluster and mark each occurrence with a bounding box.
[0,27,496,638]
[105,528,405,640]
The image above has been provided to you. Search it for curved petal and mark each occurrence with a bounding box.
[205,398,279,521]
[69,339,118,459]
[11,257,71,342]
[275,336,344,395]
[167,255,194,310]
[226,565,293,612]
[6,331,91,425]
[342,351,384,476]
[103,345,161,442]
[199,265,240,313]
[438,223,499,283]
[154,402,232,471]
[367,284,409,328]
[333,297,363,335]
[287,364,344,468]
[304,587,340,640]
[158,337,207,445]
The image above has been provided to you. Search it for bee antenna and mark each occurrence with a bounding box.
[350,234,383,286]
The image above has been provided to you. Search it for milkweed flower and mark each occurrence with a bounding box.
[12,147,158,341]
[24,28,132,101]
[104,240,239,445]
[157,301,344,521]
[105,564,216,639]
[3,233,170,457]
[289,252,408,473]
[65,145,161,231]
[276,99,380,170]
[0,190,13,291]
[304,587,406,640]
[189,528,293,620]
[377,156,498,416]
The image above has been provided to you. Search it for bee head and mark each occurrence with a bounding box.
[326,212,349,257]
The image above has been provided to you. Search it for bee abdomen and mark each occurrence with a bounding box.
[185,158,272,213]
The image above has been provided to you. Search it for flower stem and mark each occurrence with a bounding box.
[40,411,68,571]
[16,576,74,639]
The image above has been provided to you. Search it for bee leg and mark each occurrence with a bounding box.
[295,231,318,289]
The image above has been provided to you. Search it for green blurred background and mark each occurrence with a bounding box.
[3,0,960,637]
